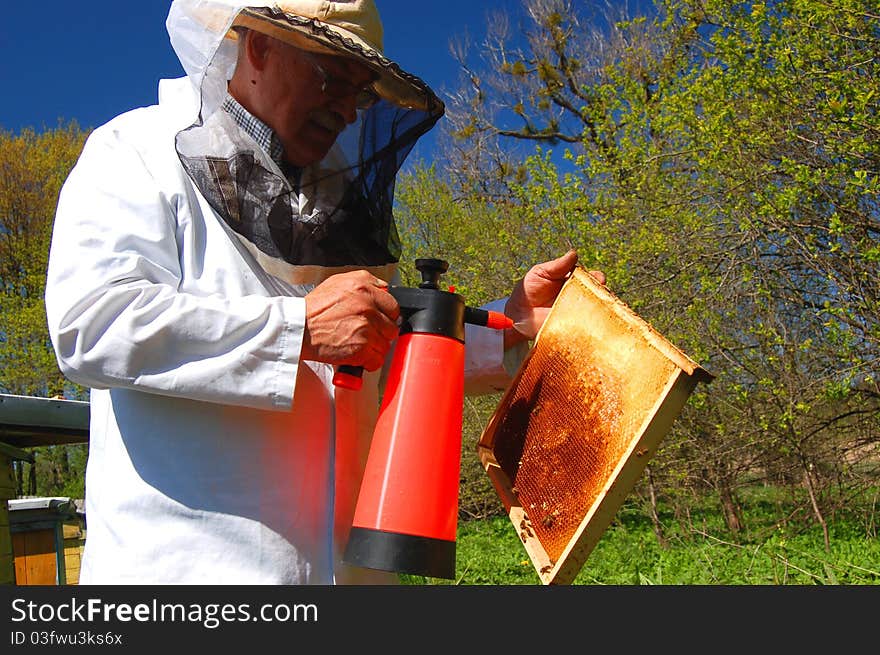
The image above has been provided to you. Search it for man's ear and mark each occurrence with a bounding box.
[243,29,273,71]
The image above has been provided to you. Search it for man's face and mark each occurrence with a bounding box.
[258,38,378,167]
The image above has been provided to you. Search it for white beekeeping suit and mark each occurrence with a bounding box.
[44,0,521,584]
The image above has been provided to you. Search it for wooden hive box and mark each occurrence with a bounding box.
[477,267,713,585]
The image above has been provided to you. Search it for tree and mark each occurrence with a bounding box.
[404,0,880,537]
[0,123,88,398]
[1,123,89,498]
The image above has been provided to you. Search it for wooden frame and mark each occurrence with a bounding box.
[478,268,713,584]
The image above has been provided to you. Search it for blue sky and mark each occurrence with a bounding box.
[0,1,652,161]
[0,2,514,131]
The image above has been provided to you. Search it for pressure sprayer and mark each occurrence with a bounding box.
[335,258,513,579]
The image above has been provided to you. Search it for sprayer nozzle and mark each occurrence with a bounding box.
[464,306,514,330]
[486,311,515,330]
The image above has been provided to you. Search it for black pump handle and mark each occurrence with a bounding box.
[415,258,449,289]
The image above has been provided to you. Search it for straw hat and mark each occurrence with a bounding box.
[229,1,442,112]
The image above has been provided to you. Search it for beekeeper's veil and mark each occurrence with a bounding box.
[166,0,444,275]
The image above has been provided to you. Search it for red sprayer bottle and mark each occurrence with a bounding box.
[341,258,513,579]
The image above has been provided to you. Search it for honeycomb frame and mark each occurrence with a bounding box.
[478,267,713,584]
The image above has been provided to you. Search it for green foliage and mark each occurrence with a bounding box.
[0,123,88,398]
[394,162,557,305]
[32,444,87,498]
[402,486,880,584]
[1,123,89,499]
[404,0,880,540]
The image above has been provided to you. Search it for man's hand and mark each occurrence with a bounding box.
[504,250,606,348]
[302,270,400,371]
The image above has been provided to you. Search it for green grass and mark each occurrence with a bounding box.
[400,490,880,585]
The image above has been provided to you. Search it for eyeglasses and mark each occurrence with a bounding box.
[303,53,380,111]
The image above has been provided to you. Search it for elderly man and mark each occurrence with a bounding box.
[45,0,591,584]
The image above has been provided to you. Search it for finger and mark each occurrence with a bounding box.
[373,285,400,322]
[375,312,401,343]
[588,269,606,285]
[345,270,389,293]
[534,249,578,281]
[362,340,392,372]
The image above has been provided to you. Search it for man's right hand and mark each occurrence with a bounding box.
[301,270,400,371]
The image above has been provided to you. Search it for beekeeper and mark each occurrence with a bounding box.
[45,0,590,584]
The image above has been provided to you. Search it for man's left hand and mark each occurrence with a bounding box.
[504,250,606,348]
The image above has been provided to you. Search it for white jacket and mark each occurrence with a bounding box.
[45,77,518,584]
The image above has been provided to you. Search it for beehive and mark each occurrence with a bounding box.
[478,267,713,584]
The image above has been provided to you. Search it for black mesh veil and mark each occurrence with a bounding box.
[178,100,441,268]
[172,8,444,270]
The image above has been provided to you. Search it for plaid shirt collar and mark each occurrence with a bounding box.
[221,95,286,167]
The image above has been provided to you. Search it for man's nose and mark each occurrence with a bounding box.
[327,94,359,125]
